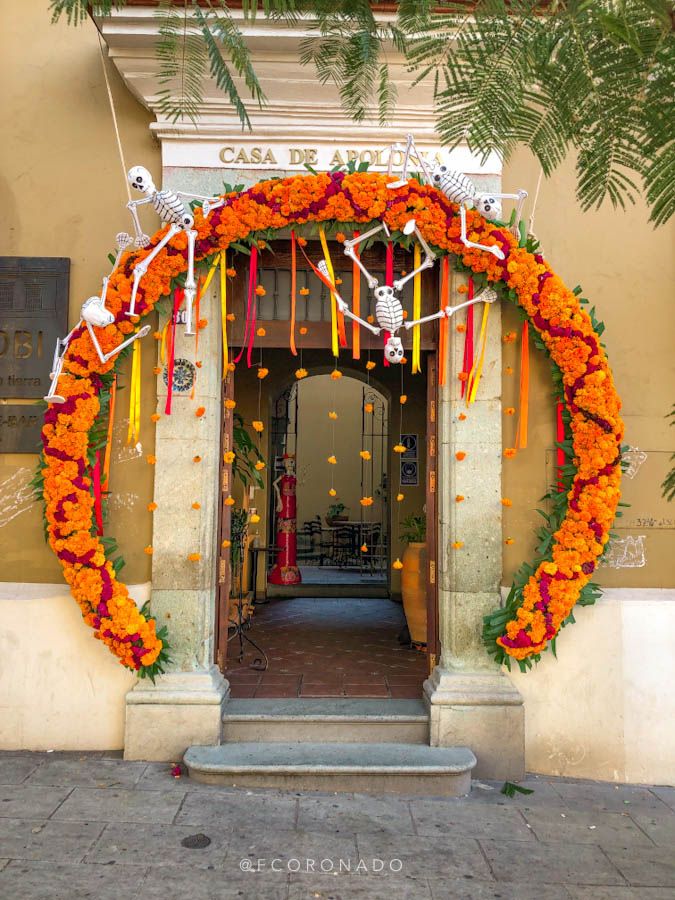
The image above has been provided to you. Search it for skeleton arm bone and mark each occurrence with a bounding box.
[393,219,436,291]
[342,222,389,290]
[317,261,381,335]
[404,287,499,330]
[126,198,153,247]
[460,205,505,261]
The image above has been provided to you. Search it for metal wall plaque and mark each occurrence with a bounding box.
[0,257,70,399]
[0,404,43,453]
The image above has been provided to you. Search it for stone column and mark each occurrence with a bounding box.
[124,286,229,761]
[424,277,525,780]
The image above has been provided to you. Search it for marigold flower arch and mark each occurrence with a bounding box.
[39,171,623,678]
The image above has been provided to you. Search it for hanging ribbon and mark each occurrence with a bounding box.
[515,321,530,449]
[164,288,184,416]
[290,230,298,356]
[102,375,116,493]
[411,244,422,375]
[383,242,395,367]
[234,245,258,367]
[160,320,169,364]
[93,450,103,536]
[556,400,566,491]
[126,337,141,444]
[194,274,205,355]
[438,257,449,387]
[219,251,229,371]
[319,227,346,355]
[352,230,360,360]
[461,277,475,399]
[467,301,490,405]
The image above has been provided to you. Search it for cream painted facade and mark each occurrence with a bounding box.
[0,3,673,783]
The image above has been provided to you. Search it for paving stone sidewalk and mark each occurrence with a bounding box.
[0,751,674,899]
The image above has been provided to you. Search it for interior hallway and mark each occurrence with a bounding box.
[225,597,427,699]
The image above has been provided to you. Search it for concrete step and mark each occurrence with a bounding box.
[183,741,476,795]
[222,698,429,744]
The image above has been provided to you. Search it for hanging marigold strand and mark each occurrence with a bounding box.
[102,374,116,492]
[219,251,229,371]
[290,230,298,356]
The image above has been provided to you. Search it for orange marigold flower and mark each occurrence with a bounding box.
[503,331,517,343]
[226,313,236,322]
[393,444,406,454]
[257,240,266,249]
[335,232,346,243]
[188,552,201,562]
[153,331,162,340]
[223,451,235,464]
[392,558,403,570]
[153,366,162,375]
[193,455,202,463]
[226,267,237,277]
[330,369,343,380]
[198,318,208,329]
[359,450,371,460]
[195,406,206,417]
[505,538,515,545]
[501,498,513,507]
[147,502,157,512]
[455,451,466,460]
[360,497,374,507]
[367,315,375,324]
[452,541,464,549]
[299,288,310,296]
[457,284,469,294]
[458,413,467,421]
[255,286,266,297]
[504,407,516,416]
[195,361,203,368]
[252,420,264,432]
[335,277,343,286]
[364,403,374,413]
[505,366,514,375]
[504,448,517,459]
[295,368,308,380]
[402,310,409,320]
[257,367,269,379]
[224,399,236,410]
[361,543,368,553]
[456,323,466,333]
[396,492,404,502]
[250,513,261,524]
[151,413,161,423]
[192,502,201,510]
[328,411,338,420]
[146,455,156,465]
[226,362,236,371]
[297,237,308,247]
[299,326,308,335]
[365,361,376,371]
[224,497,235,506]
[458,372,469,382]
[254,461,265,471]
[328,488,337,497]
[456,495,465,502]
[222,540,231,548]
[399,394,407,405]
[327,455,337,465]
[144,545,154,555]
[401,356,408,365]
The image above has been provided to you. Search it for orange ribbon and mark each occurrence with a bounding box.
[290,231,298,355]
[516,321,529,449]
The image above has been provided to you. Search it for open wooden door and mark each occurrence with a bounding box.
[215,370,235,671]
[426,352,440,673]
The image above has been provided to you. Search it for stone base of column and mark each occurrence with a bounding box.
[424,668,525,780]
[124,666,229,761]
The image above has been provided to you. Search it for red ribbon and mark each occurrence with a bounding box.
[165,288,184,416]
[383,242,394,366]
[234,245,259,367]
[93,450,103,536]
[556,400,566,491]
[461,278,475,398]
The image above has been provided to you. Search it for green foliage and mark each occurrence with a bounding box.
[52,0,673,222]
[501,781,534,797]
[662,404,675,502]
[233,412,265,489]
[327,501,347,519]
[399,514,426,544]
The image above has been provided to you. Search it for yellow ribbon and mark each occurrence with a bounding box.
[467,302,490,405]
[160,320,169,364]
[219,251,228,372]
[127,338,141,444]
[412,244,422,374]
[319,227,339,357]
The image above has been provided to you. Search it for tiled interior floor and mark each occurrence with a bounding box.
[225,597,427,699]
[299,566,386,584]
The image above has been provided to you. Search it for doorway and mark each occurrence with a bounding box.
[215,239,440,695]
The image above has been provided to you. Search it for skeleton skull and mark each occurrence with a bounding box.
[128,165,155,195]
[81,296,114,328]
[384,336,404,365]
[474,193,502,221]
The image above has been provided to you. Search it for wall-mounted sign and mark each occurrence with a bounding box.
[0,257,70,399]
[0,404,43,453]
[400,433,419,485]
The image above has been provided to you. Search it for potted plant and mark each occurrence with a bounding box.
[399,514,427,646]
[326,502,349,526]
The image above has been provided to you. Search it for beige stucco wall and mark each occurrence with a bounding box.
[0,3,161,586]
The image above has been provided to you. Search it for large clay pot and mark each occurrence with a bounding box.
[401,542,427,645]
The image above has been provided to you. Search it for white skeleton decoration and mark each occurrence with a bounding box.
[316,219,498,365]
[125,165,221,334]
[387,134,528,261]
[44,277,150,404]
